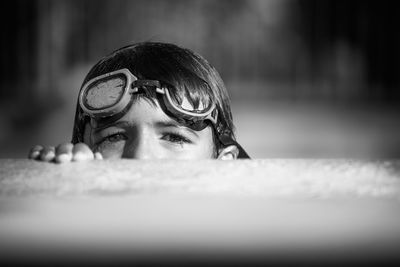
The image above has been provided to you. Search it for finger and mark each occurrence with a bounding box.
[28,145,43,159]
[72,143,94,161]
[55,143,74,163]
[39,146,56,162]
[94,152,103,160]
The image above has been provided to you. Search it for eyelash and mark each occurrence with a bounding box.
[97,132,127,145]
[162,132,192,145]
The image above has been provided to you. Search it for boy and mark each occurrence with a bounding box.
[29,42,249,162]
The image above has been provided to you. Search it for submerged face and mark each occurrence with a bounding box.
[83,98,216,159]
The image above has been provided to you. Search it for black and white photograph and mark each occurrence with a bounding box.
[1,0,400,265]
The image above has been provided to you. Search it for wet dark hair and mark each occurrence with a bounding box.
[71,42,236,154]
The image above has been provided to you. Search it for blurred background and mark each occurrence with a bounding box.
[0,0,399,158]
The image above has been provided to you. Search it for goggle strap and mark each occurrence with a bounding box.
[218,134,251,159]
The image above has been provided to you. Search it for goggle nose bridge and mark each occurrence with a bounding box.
[129,80,164,94]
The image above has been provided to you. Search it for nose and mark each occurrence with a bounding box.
[122,133,157,160]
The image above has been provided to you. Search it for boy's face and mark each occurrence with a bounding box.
[83,98,216,159]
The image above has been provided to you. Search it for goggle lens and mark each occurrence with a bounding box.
[164,85,212,114]
[84,74,127,110]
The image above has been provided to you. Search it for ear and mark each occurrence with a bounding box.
[217,145,239,160]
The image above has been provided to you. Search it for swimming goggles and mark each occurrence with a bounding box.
[79,68,218,132]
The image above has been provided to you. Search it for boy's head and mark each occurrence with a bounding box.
[72,42,249,159]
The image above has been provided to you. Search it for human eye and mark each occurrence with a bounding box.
[102,132,127,143]
[94,131,128,149]
[161,132,193,145]
[90,129,128,158]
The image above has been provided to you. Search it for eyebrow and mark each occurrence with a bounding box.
[155,120,199,138]
[92,121,134,134]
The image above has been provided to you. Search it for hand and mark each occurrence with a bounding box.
[28,143,103,163]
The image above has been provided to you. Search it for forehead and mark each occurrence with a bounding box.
[122,97,167,124]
